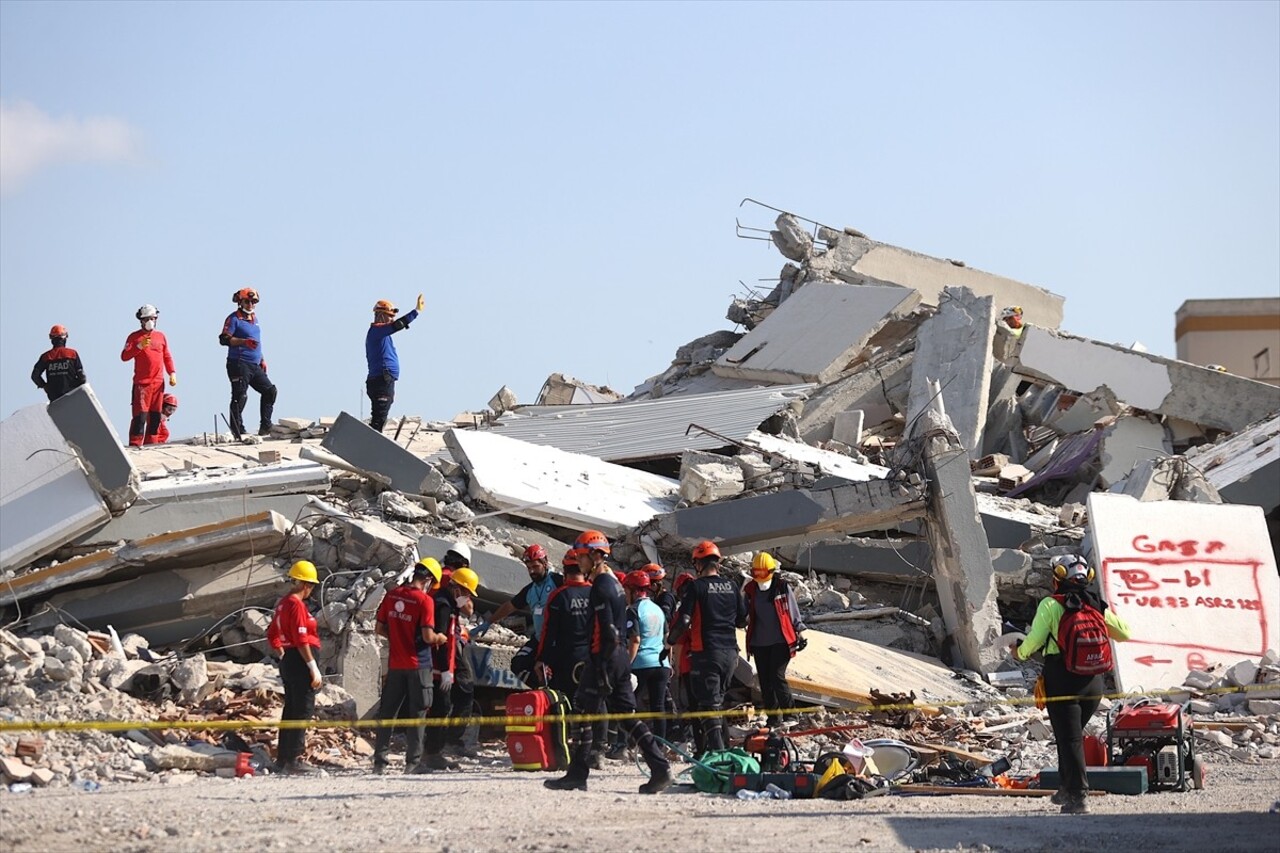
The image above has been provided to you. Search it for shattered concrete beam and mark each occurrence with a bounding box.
[797,351,913,445]
[1,510,304,607]
[913,403,1002,673]
[906,286,996,461]
[46,384,140,512]
[72,494,313,553]
[1012,326,1280,432]
[648,477,927,555]
[320,411,439,494]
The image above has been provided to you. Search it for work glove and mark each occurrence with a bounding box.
[242,338,258,350]
[793,635,808,653]
[138,337,150,350]
[473,619,491,638]
[168,373,178,387]
[439,671,454,692]
[416,293,425,312]
[307,659,322,690]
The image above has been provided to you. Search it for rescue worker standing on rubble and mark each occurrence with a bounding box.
[545,530,672,794]
[998,305,1024,337]
[373,558,447,773]
[476,544,563,684]
[534,552,592,694]
[267,560,323,774]
[32,324,87,402]
[1013,554,1130,815]
[365,293,424,432]
[668,541,747,753]
[120,304,177,447]
[624,570,669,743]
[743,552,807,728]
[220,288,278,440]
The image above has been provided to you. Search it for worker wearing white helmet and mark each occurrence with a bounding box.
[120,304,177,447]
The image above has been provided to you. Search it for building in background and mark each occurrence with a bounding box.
[1176,298,1280,387]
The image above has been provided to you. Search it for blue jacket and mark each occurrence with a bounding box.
[365,308,419,379]
[629,598,667,670]
[220,311,263,365]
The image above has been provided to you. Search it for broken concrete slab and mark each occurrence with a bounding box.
[417,534,529,604]
[320,411,438,494]
[1115,456,1222,504]
[1098,417,1171,489]
[742,431,890,482]
[646,475,926,555]
[712,283,920,384]
[137,459,330,503]
[300,499,417,575]
[1088,492,1280,690]
[679,450,745,505]
[912,402,1002,673]
[536,373,622,406]
[907,287,996,460]
[1012,326,1280,432]
[2,510,306,607]
[46,384,140,512]
[445,428,679,536]
[1183,413,1280,513]
[793,538,932,584]
[71,493,313,552]
[797,351,913,445]
[1,403,110,572]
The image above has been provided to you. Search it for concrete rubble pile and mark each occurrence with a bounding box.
[2,203,1278,788]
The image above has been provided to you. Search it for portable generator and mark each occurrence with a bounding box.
[1106,700,1205,792]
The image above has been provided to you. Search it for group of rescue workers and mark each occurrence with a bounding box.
[265,530,809,797]
[32,288,425,447]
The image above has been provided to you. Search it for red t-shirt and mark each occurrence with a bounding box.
[268,594,320,650]
[377,585,435,669]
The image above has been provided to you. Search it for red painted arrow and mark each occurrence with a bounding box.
[1134,655,1173,667]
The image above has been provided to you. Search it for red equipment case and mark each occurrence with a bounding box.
[505,689,571,771]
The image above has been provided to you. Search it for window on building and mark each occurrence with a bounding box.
[1255,347,1271,379]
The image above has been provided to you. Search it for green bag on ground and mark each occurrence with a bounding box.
[691,748,761,794]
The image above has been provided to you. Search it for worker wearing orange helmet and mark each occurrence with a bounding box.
[120,304,177,446]
[743,552,807,728]
[544,530,672,794]
[667,540,746,752]
[220,287,277,440]
[154,394,179,444]
[32,324,87,402]
[365,293,425,432]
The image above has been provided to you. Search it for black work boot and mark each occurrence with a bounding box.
[638,770,673,795]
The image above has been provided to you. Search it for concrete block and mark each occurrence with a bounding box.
[323,412,435,492]
[798,352,913,445]
[0,404,110,572]
[794,538,931,584]
[72,493,312,551]
[1013,327,1280,432]
[832,411,865,447]
[1089,493,1280,690]
[336,630,382,719]
[1226,659,1259,687]
[138,460,329,503]
[679,452,745,505]
[1248,699,1280,715]
[713,283,920,384]
[907,287,996,460]
[417,534,529,603]
[445,428,678,536]
[744,431,889,482]
[47,384,140,511]
[1098,417,1170,489]
[1184,413,1280,513]
[1183,669,1220,690]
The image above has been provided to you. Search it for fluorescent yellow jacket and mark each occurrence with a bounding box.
[1016,595,1131,660]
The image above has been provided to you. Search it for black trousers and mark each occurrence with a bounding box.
[567,650,669,780]
[1043,654,1102,796]
[227,360,277,438]
[511,641,536,685]
[690,648,738,751]
[633,667,670,742]
[373,668,432,767]
[278,649,316,764]
[423,678,453,755]
[366,373,396,432]
[751,643,795,727]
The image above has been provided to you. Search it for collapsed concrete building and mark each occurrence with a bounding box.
[3,204,1279,786]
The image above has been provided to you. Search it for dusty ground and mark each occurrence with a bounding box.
[2,757,1277,853]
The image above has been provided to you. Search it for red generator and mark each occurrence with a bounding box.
[505,689,571,771]
[1106,700,1205,792]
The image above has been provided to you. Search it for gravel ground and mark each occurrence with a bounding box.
[2,757,1277,852]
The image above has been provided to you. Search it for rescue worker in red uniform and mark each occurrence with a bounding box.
[743,552,807,728]
[120,304,177,447]
[373,558,447,773]
[32,324,87,402]
[154,395,178,444]
[267,560,323,774]
[544,530,672,794]
[667,541,746,753]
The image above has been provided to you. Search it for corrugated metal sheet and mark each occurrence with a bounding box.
[486,384,815,462]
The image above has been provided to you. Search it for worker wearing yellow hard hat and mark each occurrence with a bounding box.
[744,552,808,728]
[267,560,322,774]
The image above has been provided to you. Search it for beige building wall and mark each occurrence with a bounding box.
[1175,298,1280,387]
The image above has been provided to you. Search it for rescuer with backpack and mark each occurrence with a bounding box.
[1012,554,1131,814]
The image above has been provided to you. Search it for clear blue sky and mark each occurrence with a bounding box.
[2,1,1277,441]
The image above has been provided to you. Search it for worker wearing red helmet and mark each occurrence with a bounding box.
[544,530,672,794]
[476,543,564,684]
[623,570,669,743]
[743,552,808,728]
[667,540,746,753]
[32,324,87,402]
[220,287,277,441]
[154,394,179,444]
[120,304,176,446]
[365,293,425,432]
